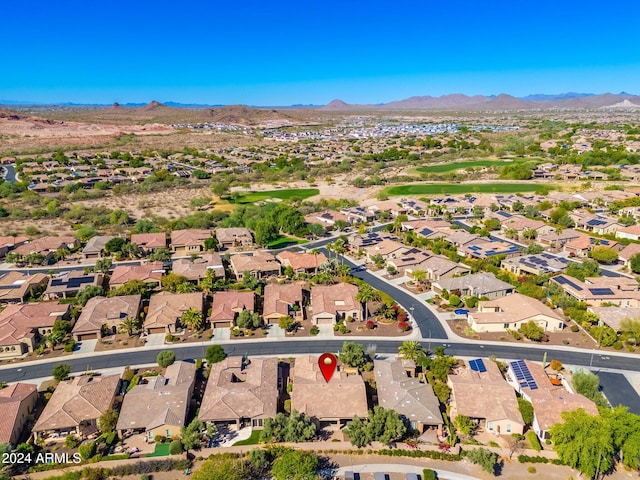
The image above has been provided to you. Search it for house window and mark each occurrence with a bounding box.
[503,323,509,329]
[166,429,171,437]
[148,431,153,439]
[488,422,494,431]
[507,424,511,433]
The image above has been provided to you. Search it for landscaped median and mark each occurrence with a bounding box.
[383,183,552,196]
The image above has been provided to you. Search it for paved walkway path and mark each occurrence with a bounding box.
[336,464,480,480]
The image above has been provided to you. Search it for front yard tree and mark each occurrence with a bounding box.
[157,350,176,368]
[356,284,380,321]
[52,363,71,382]
[76,285,105,307]
[99,408,119,433]
[120,317,142,336]
[236,310,261,329]
[206,345,226,365]
[260,411,317,443]
[630,253,640,274]
[520,321,544,341]
[192,456,244,480]
[278,315,295,332]
[94,257,113,273]
[180,308,204,331]
[339,341,371,371]
[344,415,369,447]
[590,246,618,264]
[398,341,426,362]
[466,447,498,474]
[454,415,474,437]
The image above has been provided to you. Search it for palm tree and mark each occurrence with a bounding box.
[180,308,204,331]
[522,228,538,240]
[336,264,351,280]
[310,248,321,274]
[398,341,426,362]
[120,317,141,336]
[504,228,518,240]
[356,284,380,321]
[377,302,395,320]
[332,239,347,265]
[411,269,426,285]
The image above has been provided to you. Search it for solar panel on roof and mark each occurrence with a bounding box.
[589,288,614,296]
[555,276,583,291]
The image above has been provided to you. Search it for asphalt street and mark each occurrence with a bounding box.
[596,371,640,414]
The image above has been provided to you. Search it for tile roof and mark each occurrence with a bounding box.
[471,293,563,325]
[291,355,368,420]
[172,253,225,280]
[109,262,164,287]
[72,295,141,335]
[144,292,203,330]
[34,375,120,432]
[311,283,359,317]
[170,229,212,247]
[130,233,167,249]
[276,251,328,271]
[0,383,37,444]
[116,361,196,432]
[210,291,255,321]
[199,357,278,422]
[0,302,69,347]
[0,272,49,303]
[263,284,303,318]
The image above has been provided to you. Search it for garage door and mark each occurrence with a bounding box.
[315,316,334,325]
[147,327,166,334]
[77,333,98,341]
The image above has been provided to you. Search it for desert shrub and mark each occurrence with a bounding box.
[169,440,183,455]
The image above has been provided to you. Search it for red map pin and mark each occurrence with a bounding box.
[318,353,337,383]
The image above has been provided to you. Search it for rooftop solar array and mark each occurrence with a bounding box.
[555,275,583,291]
[510,360,538,390]
[469,359,487,373]
[587,219,607,226]
[589,288,615,296]
[50,276,95,289]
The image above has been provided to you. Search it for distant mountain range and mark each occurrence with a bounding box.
[2,92,640,111]
[320,92,640,111]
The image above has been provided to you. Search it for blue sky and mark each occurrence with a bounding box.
[2,0,639,105]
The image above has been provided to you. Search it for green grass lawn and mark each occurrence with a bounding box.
[267,236,309,249]
[232,188,319,204]
[146,443,171,457]
[233,429,262,446]
[414,159,528,173]
[384,183,549,196]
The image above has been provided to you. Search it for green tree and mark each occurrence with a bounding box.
[520,321,544,341]
[192,456,244,480]
[94,257,112,273]
[99,409,119,433]
[630,253,640,274]
[120,317,142,336]
[344,415,369,447]
[255,219,279,246]
[105,237,126,255]
[161,272,191,293]
[590,246,618,264]
[112,279,149,297]
[149,247,172,262]
[572,370,608,408]
[602,406,640,469]
[78,442,97,461]
[356,284,380,321]
[236,309,261,329]
[169,439,183,455]
[76,285,105,307]
[260,411,317,443]
[180,308,204,331]
[366,406,407,444]
[206,345,226,365]
[271,449,319,480]
[398,341,426,362]
[181,418,204,456]
[157,350,176,368]
[338,341,371,371]
[517,397,534,425]
[454,415,474,437]
[52,363,71,382]
[466,447,498,474]
[278,315,295,332]
[550,409,614,479]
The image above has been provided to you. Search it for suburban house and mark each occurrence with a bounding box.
[432,272,514,300]
[366,200,407,218]
[199,357,279,429]
[215,227,254,249]
[467,293,564,333]
[210,291,255,328]
[448,358,524,435]
[13,236,80,262]
[564,235,618,258]
[589,306,640,331]
[618,243,640,268]
[310,283,362,325]
[230,252,281,280]
[33,374,121,440]
[569,211,620,235]
[304,211,350,227]
[364,239,408,262]
[143,292,204,334]
[262,283,304,324]
[506,360,598,440]
[460,239,521,260]
[130,232,167,254]
[550,275,640,307]
[170,229,213,256]
[615,225,640,241]
[0,383,38,445]
[72,295,141,341]
[172,253,225,281]
[116,361,196,440]
[501,253,569,276]
[0,302,70,359]
[42,271,105,300]
[0,235,29,259]
[276,250,328,274]
[403,255,471,281]
[82,235,115,260]
[108,262,165,290]
[374,360,443,436]
[0,272,49,304]
[538,230,583,249]
[501,216,555,238]
[340,206,375,224]
[291,355,368,429]
[386,248,432,275]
